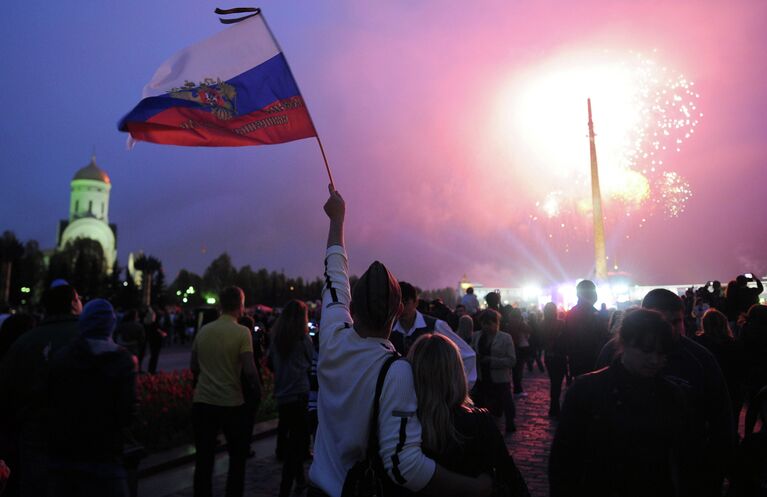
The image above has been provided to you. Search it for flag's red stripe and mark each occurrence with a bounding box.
[126,99,316,147]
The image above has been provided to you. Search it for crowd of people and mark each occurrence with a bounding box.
[0,186,765,497]
[0,282,137,496]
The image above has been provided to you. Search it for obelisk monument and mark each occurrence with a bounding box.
[588,98,608,280]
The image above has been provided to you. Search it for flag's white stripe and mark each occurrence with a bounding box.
[142,15,280,98]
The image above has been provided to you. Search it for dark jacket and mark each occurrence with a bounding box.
[424,407,530,497]
[507,321,531,351]
[563,302,608,377]
[114,321,145,358]
[268,335,313,405]
[729,431,767,497]
[694,334,747,408]
[48,337,137,465]
[0,315,80,428]
[540,317,567,358]
[725,280,763,322]
[549,360,690,497]
[390,314,437,356]
[596,335,735,462]
[741,321,767,396]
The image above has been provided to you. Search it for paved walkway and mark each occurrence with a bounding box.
[152,342,193,373]
[505,369,557,497]
[149,369,558,497]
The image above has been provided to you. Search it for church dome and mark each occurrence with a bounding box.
[73,156,110,184]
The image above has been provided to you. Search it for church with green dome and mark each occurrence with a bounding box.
[56,156,118,272]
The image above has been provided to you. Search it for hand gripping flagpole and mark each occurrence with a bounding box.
[216,7,336,190]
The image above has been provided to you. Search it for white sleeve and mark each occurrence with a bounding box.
[378,360,436,492]
[319,245,353,350]
[435,319,477,388]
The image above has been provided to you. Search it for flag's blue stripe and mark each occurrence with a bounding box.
[118,53,300,130]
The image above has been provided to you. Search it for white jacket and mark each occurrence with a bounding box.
[309,246,436,497]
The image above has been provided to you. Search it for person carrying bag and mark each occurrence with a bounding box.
[308,187,492,497]
[342,353,402,497]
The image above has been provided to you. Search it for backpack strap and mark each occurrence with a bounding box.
[367,352,401,460]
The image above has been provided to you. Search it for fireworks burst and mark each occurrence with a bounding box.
[538,192,563,218]
[658,171,693,217]
[517,50,703,225]
[626,52,701,218]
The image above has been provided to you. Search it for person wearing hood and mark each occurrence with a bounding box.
[47,298,138,497]
[0,280,82,497]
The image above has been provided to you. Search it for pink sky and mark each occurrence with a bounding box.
[300,1,767,287]
[1,0,765,289]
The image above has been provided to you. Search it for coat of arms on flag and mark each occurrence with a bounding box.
[169,79,238,121]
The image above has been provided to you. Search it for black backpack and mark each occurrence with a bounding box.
[341,353,406,497]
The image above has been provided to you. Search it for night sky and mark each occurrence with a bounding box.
[1,1,766,289]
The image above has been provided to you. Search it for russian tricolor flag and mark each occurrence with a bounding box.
[118,12,316,147]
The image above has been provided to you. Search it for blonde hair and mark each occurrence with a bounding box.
[407,333,472,455]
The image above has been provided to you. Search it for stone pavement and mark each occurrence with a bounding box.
[505,369,557,497]
[157,369,558,497]
[160,459,284,497]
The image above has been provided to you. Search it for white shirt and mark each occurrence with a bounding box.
[461,293,480,315]
[392,311,477,388]
[309,246,436,497]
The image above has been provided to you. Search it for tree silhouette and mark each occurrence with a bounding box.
[420,287,459,308]
[0,231,24,305]
[152,266,168,307]
[47,238,106,299]
[113,266,141,310]
[13,240,45,306]
[169,269,204,308]
[134,254,162,307]
[105,259,122,302]
[202,253,237,294]
[70,239,106,300]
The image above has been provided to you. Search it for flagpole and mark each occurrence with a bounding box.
[255,10,336,190]
[314,136,335,189]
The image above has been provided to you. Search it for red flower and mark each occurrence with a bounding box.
[0,459,9,480]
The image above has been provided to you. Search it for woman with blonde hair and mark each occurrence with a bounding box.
[408,333,529,496]
[268,300,314,497]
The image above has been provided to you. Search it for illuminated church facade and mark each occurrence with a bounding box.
[56,156,117,271]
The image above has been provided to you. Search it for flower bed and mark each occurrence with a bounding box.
[129,366,276,452]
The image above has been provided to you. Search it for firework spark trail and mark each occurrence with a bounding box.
[629,53,700,218]
[533,51,702,230]
[658,171,693,217]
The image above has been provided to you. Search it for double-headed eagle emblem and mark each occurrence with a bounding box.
[169,78,238,121]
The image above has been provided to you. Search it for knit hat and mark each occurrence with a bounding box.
[79,298,117,340]
[50,278,70,288]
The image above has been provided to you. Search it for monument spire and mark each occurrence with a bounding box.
[588,98,608,281]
